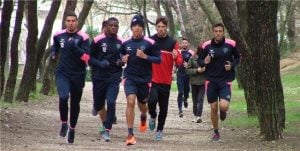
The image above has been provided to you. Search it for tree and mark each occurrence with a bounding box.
[78,0,94,30]
[16,0,38,102]
[32,0,62,93]
[0,0,14,97]
[246,1,285,140]
[3,0,25,103]
[214,0,285,140]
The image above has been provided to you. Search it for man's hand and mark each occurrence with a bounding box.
[225,61,232,71]
[136,49,147,59]
[122,54,129,63]
[172,49,178,59]
[197,67,205,73]
[183,61,188,68]
[204,55,211,64]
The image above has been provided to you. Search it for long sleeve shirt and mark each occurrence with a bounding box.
[51,29,90,76]
[177,49,194,76]
[89,33,123,79]
[150,34,182,85]
[121,36,161,84]
[198,38,241,82]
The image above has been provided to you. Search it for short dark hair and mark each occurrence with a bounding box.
[156,16,168,26]
[182,37,188,41]
[212,22,224,30]
[65,11,77,20]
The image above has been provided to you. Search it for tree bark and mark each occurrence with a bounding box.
[32,0,61,92]
[246,1,285,140]
[151,0,162,17]
[197,0,220,25]
[16,1,38,102]
[236,1,257,116]
[78,0,94,30]
[3,0,25,103]
[0,0,14,97]
[171,0,186,38]
[161,0,175,38]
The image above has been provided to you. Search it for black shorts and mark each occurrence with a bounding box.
[123,79,150,103]
[206,80,232,103]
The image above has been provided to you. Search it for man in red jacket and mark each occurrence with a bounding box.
[148,16,183,141]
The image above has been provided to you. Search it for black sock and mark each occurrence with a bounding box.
[214,129,219,134]
[140,114,147,122]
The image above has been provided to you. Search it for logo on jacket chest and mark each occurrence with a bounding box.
[101,43,107,52]
[60,39,65,48]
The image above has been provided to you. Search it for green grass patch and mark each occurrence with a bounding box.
[226,66,300,134]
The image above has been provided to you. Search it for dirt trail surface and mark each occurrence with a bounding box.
[1,80,300,151]
[280,49,300,73]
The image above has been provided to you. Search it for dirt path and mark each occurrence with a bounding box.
[1,81,300,151]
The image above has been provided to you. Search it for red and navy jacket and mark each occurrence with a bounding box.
[150,34,183,85]
[51,29,90,76]
[198,38,241,82]
[121,36,161,84]
[89,33,123,79]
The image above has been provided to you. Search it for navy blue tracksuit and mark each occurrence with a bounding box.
[89,33,123,130]
[51,29,90,129]
[176,49,194,112]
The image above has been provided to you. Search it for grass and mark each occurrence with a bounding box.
[170,66,300,134]
[224,66,300,134]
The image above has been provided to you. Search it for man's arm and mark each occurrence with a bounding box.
[50,36,60,60]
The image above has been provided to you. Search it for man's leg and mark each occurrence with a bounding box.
[55,73,70,138]
[206,81,220,141]
[101,81,119,141]
[148,84,158,131]
[156,84,170,132]
[219,82,232,121]
[126,94,136,131]
[183,76,190,108]
[176,75,184,117]
[195,84,205,123]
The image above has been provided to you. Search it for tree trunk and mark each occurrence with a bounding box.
[286,0,296,51]
[236,1,257,116]
[41,0,77,95]
[246,1,285,140]
[78,0,94,30]
[161,0,175,38]
[0,0,14,97]
[151,0,162,17]
[197,0,220,25]
[32,0,61,93]
[214,0,257,116]
[171,0,186,38]
[3,0,25,103]
[16,1,38,102]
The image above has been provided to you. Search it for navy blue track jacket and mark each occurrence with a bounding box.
[121,36,161,84]
[198,38,241,82]
[89,33,123,79]
[51,29,90,76]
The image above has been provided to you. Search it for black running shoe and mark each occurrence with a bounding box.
[183,100,188,108]
[220,110,227,121]
[67,129,75,144]
[113,116,117,124]
[59,123,68,137]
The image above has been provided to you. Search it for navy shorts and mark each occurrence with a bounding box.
[206,80,232,103]
[55,71,85,99]
[123,79,150,103]
[92,77,121,111]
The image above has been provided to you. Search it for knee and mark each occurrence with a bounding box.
[127,100,135,108]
